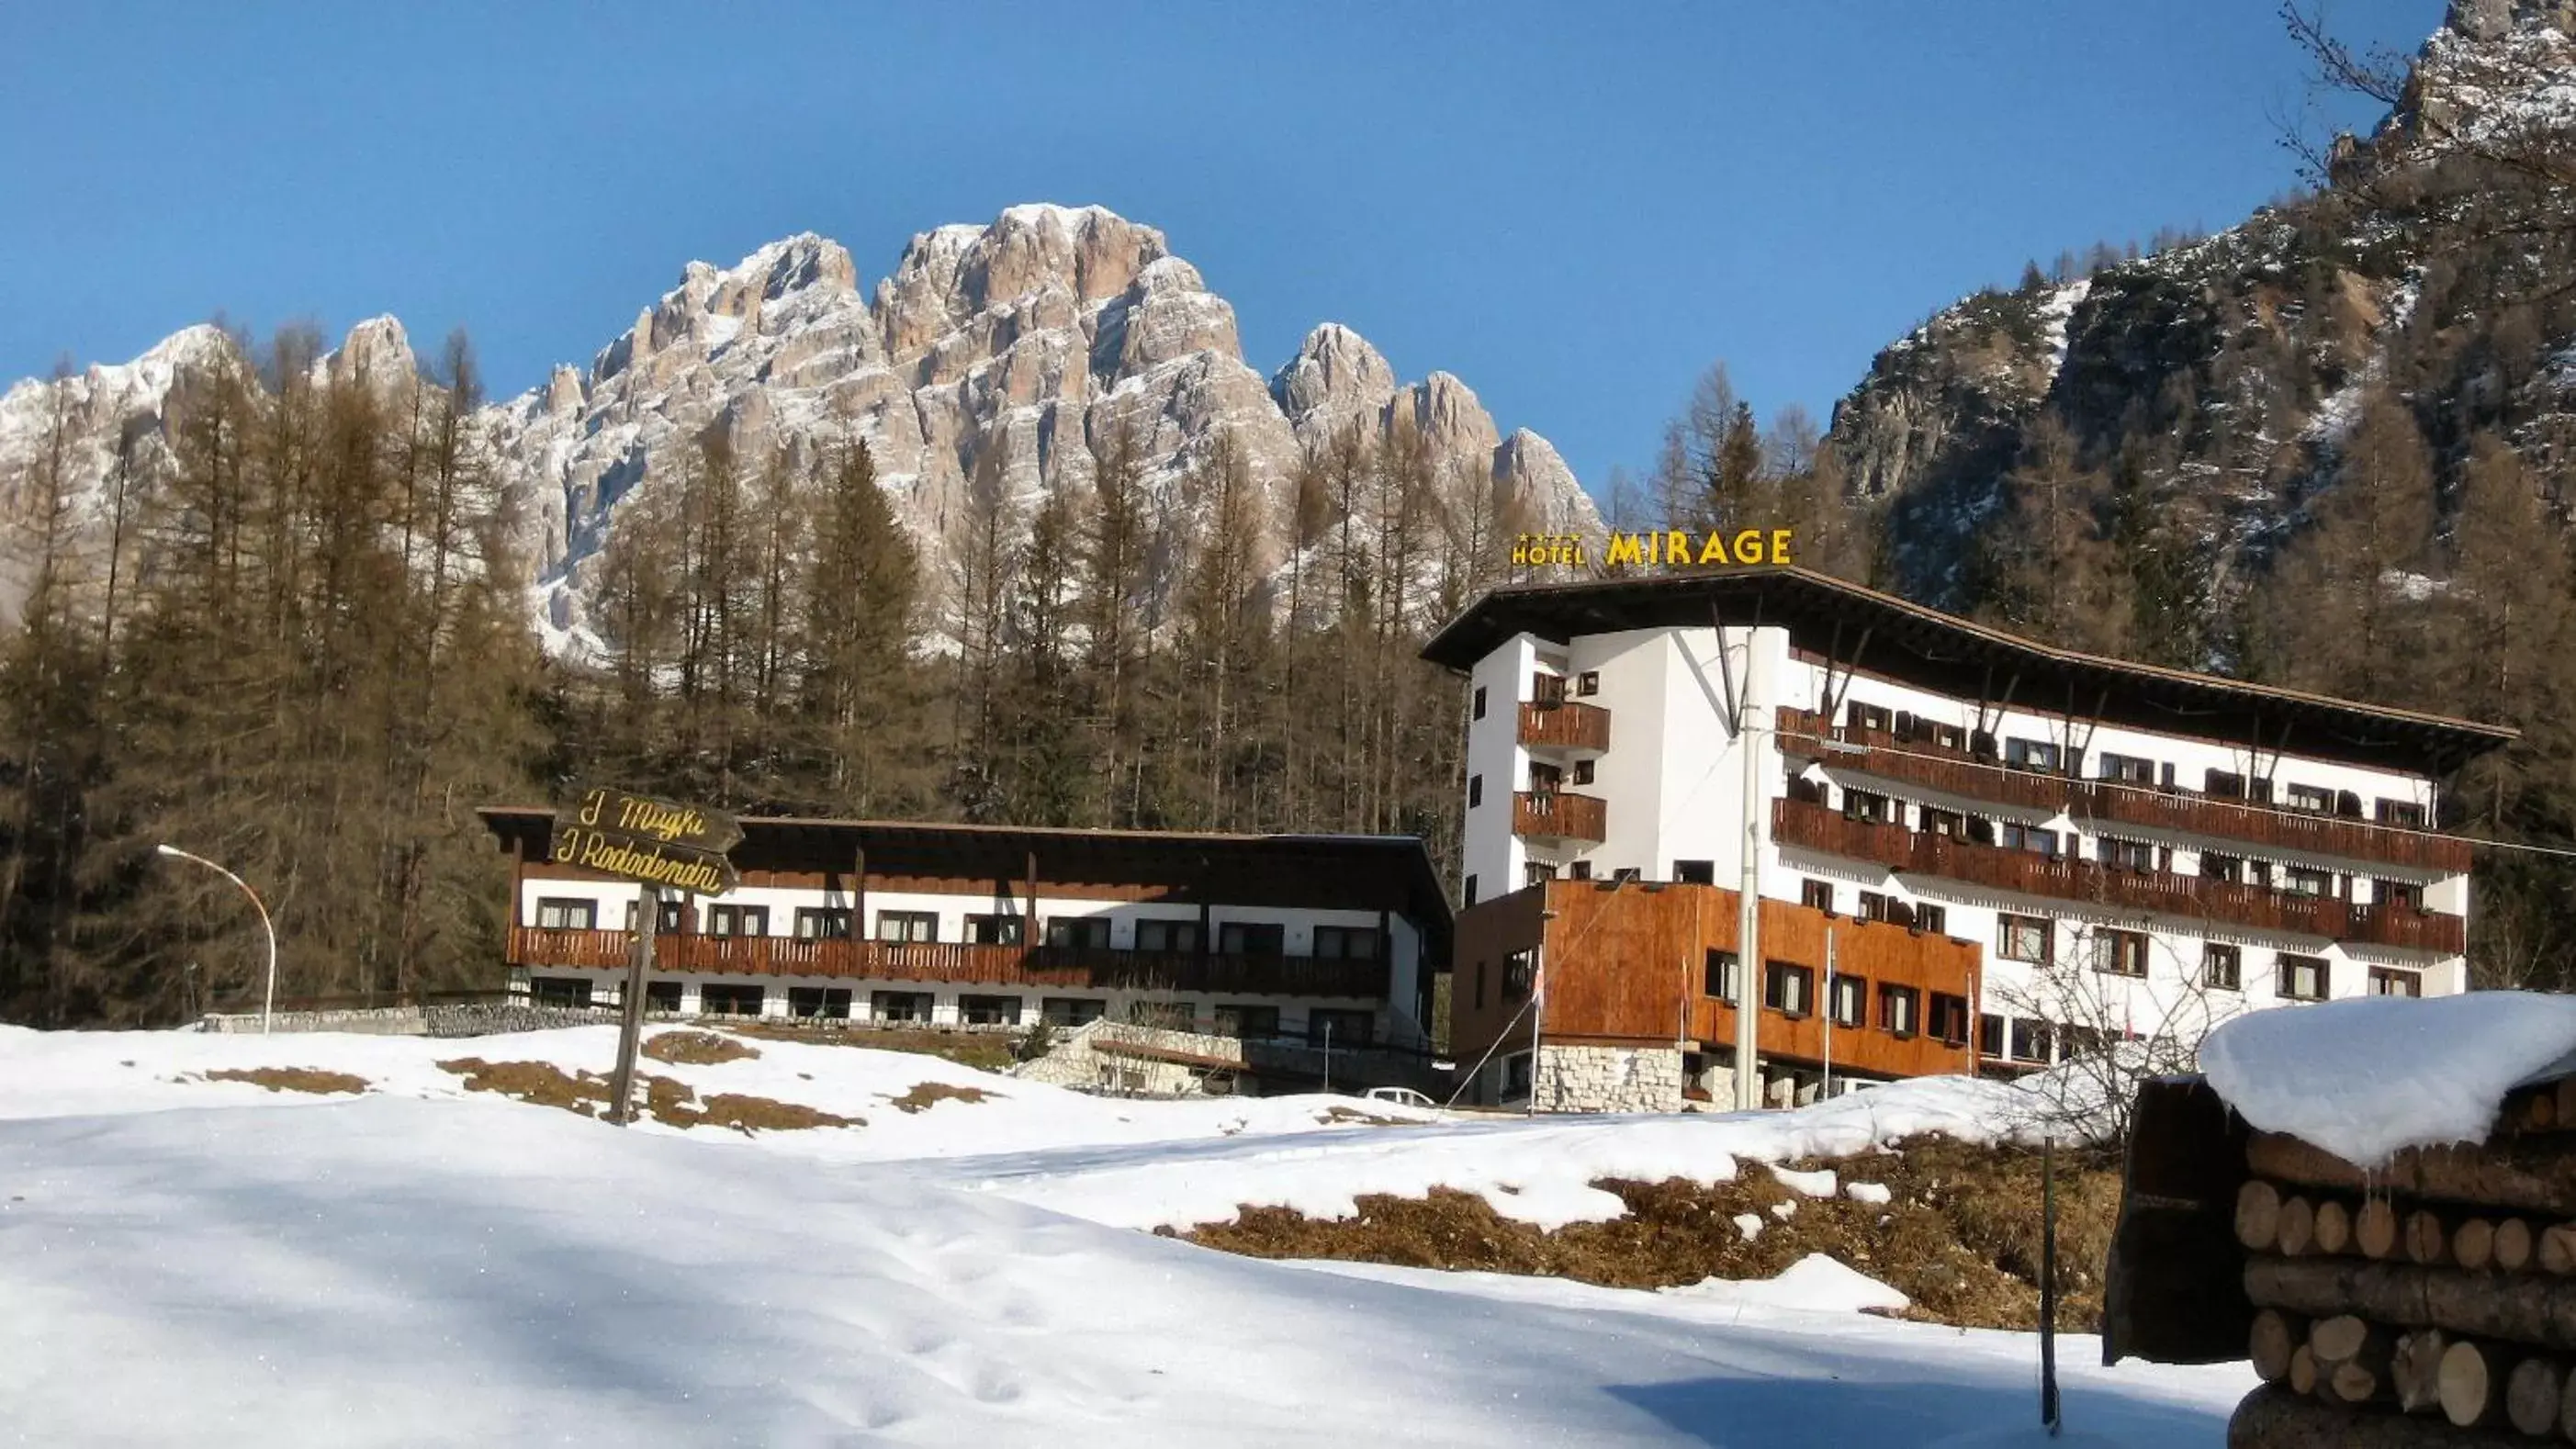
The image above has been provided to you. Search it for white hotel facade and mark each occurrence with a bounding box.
[1424,567,2510,1085]
[478,813,1448,1060]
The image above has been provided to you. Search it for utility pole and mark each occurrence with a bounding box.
[1733,630,1766,1111]
[608,883,658,1126]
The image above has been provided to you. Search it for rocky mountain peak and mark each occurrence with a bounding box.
[2444,0,2576,41]
[1273,323,1397,440]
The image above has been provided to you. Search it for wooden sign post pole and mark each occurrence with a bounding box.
[608,882,658,1126]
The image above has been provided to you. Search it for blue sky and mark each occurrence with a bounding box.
[1,2,2435,492]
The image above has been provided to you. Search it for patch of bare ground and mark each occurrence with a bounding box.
[888,1082,995,1114]
[641,1030,759,1065]
[202,1067,370,1095]
[1174,1136,2120,1331]
[436,1058,861,1131]
[723,1022,1017,1073]
[1315,1106,1410,1127]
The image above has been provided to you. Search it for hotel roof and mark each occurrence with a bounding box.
[1423,567,2516,775]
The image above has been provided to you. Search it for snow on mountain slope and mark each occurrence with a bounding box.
[0,1024,2243,1447]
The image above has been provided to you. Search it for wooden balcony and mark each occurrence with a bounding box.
[1775,707,2075,815]
[506,927,1389,998]
[1513,790,1607,845]
[1771,799,2464,954]
[2084,785,2470,874]
[1779,707,2469,875]
[1518,700,1611,755]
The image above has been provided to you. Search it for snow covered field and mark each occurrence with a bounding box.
[0,1023,2251,1446]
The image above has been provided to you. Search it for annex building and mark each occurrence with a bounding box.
[477,812,1448,1063]
[1424,567,2513,1113]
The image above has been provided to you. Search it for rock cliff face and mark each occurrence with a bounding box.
[1828,2,2576,612]
[0,203,1599,643]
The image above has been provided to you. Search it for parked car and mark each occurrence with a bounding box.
[1360,1085,1436,1109]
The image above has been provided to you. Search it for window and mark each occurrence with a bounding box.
[2206,769,2245,799]
[1043,996,1106,1026]
[1879,983,1920,1037]
[1977,1013,2007,1059]
[1502,950,1535,997]
[2203,944,2243,992]
[702,984,765,1017]
[1576,670,1601,697]
[1473,686,1488,720]
[1473,960,1486,1010]
[529,976,592,1008]
[1464,874,1479,907]
[1136,918,1200,954]
[1926,721,1966,751]
[2009,1018,2054,1063]
[1998,822,2061,858]
[1915,904,1948,936]
[1704,949,1740,1001]
[1219,922,1286,956]
[870,990,933,1023]
[1849,702,1894,733]
[1533,672,1566,704]
[793,907,852,940]
[877,910,939,944]
[645,980,683,1014]
[2201,853,2244,884]
[1047,916,1113,950]
[1214,1004,1280,1039]
[534,897,596,931]
[1468,775,1484,808]
[2379,799,2427,828]
[1566,860,1592,881]
[1313,926,1380,961]
[1672,859,1715,885]
[1801,880,1834,913]
[1920,807,1966,839]
[2376,880,2425,912]
[2097,752,2157,784]
[1763,960,1815,1017]
[1929,993,1971,1046]
[1310,1009,1373,1047]
[706,904,769,938]
[1997,915,2052,964]
[1571,759,1595,786]
[2369,967,2424,998]
[2099,837,2156,872]
[1828,973,1866,1028]
[965,913,1026,946]
[1856,891,1891,923]
[1529,761,1563,792]
[1524,861,1558,888]
[2088,928,2149,978]
[2005,737,2062,772]
[2278,953,2330,1001]
[959,994,1021,1026]
[2284,867,2334,898]
[1502,1051,1534,1100]
[788,986,852,1019]
[624,897,687,934]
[1842,789,1895,824]
[2286,783,2333,815]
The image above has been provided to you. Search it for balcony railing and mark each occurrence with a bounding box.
[1518,700,1611,755]
[506,928,1389,998]
[1514,790,1608,845]
[1772,798,2464,954]
[1778,707,2469,874]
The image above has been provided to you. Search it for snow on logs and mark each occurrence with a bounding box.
[2226,1082,2576,1446]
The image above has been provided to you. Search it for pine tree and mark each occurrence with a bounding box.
[799,440,918,814]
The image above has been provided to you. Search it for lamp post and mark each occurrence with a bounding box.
[156,845,278,1035]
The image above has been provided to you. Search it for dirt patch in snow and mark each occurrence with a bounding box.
[641,1030,760,1065]
[1315,1106,1411,1127]
[437,1058,861,1132]
[202,1067,370,1096]
[1176,1136,2120,1331]
[888,1082,994,1114]
[723,1022,1017,1072]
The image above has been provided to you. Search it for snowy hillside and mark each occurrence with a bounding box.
[0,1023,2248,1446]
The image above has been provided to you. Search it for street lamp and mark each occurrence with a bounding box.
[156,844,279,1035]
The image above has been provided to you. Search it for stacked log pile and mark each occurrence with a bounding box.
[2230,1083,2576,1446]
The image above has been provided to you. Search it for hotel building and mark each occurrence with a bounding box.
[1425,567,2512,1112]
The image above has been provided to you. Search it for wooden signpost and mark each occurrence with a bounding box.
[551,787,741,1126]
